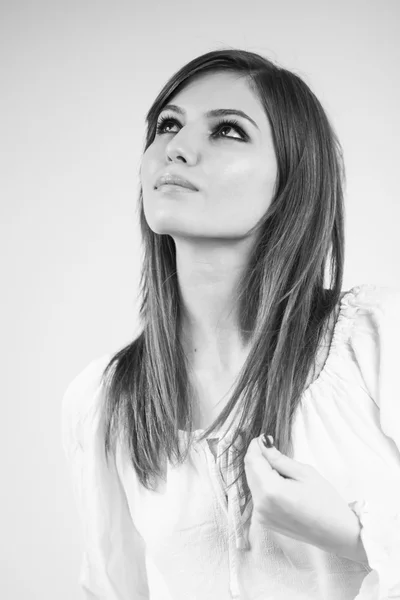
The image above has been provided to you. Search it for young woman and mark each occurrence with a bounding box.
[62,49,400,600]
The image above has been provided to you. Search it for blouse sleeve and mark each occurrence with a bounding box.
[345,285,400,600]
[61,356,150,599]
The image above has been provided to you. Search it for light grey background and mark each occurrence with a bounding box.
[1,1,399,598]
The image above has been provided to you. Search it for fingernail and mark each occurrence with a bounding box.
[262,434,274,448]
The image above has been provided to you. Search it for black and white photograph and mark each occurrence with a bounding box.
[2,1,400,599]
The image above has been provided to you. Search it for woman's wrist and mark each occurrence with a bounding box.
[319,508,369,564]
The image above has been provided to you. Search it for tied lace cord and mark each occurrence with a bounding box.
[205,430,250,599]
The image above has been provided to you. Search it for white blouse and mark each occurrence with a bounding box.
[61,284,400,600]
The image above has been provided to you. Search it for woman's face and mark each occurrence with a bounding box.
[140,71,278,240]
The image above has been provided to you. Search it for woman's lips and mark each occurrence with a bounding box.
[157,184,198,192]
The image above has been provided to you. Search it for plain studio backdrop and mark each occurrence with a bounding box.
[1,1,399,598]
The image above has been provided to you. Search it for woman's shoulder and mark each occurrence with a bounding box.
[341,283,400,311]
[329,283,400,404]
[61,352,114,433]
[334,282,397,327]
[335,283,400,343]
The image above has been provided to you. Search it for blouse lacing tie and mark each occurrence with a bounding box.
[203,429,251,599]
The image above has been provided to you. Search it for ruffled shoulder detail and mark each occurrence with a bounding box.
[322,284,400,398]
[330,283,400,349]
[339,283,400,406]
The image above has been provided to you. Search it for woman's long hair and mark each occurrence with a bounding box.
[100,48,345,516]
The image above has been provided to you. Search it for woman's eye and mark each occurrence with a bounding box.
[216,123,244,139]
[155,117,247,141]
[156,118,176,135]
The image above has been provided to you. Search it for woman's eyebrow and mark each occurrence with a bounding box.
[159,104,260,131]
